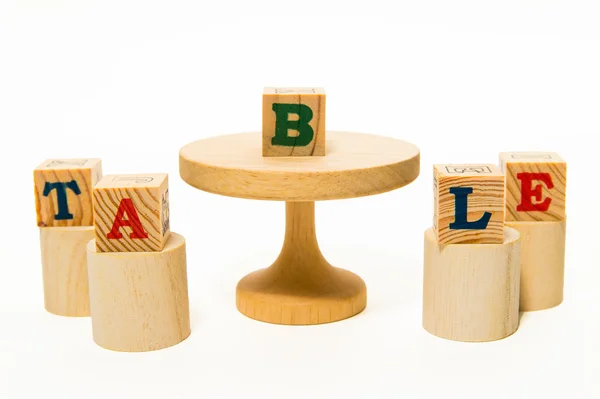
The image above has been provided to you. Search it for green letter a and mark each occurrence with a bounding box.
[271,103,314,147]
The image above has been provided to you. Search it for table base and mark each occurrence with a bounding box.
[236,202,367,325]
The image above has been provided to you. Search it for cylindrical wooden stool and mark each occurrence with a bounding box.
[505,220,566,311]
[422,226,521,342]
[39,226,95,317]
[86,232,191,352]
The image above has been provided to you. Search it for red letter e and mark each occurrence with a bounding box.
[516,172,553,212]
[107,198,149,239]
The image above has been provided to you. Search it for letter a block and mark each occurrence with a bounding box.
[262,87,326,157]
[93,174,170,252]
[499,152,566,222]
[34,158,103,227]
[433,164,505,244]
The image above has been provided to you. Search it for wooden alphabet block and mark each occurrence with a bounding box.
[499,152,566,222]
[93,174,170,253]
[262,87,326,157]
[34,158,102,227]
[433,164,505,244]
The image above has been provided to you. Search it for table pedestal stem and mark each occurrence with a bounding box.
[236,201,367,325]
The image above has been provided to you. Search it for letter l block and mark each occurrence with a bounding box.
[93,174,170,253]
[433,164,505,244]
[262,87,326,157]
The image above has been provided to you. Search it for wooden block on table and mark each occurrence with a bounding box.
[433,164,505,244]
[499,152,566,222]
[262,87,326,157]
[34,158,102,227]
[93,174,170,253]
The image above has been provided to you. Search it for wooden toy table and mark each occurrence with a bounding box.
[179,131,420,325]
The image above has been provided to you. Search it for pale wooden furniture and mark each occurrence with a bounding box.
[39,226,95,317]
[422,226,521,342]
[500,152,567,311]
[87,233,190,352]
[505,220,566,311]
[34,158,103,317]
[433,164,504,244]
[180,131,420,325]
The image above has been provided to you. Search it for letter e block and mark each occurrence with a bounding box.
[93,174,170,252]
[34,158,102,227]
[499,152,566,222]
[262,87,326,157]
[433,164,505,244]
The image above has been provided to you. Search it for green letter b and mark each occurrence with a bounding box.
[271,103,314,147]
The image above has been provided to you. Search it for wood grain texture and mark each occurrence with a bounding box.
[86,232,190,352]
[34,158,102,227]
[262,87,326,157]
[499,152,566,222]
[423,226,521,342]
[505,220,566,311]
[236,202,366,325]
[93,174,170,252]
[39,226,94,317]
[180,131,420,201]
[433,164,505,244]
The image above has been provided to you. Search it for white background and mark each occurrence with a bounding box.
[1,1,598,398]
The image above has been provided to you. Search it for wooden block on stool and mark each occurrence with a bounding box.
[86,232,191,352]
[499,152,566,221]
[433,164,504,244]
[505,220,566,311]
[262,87,326,157]
[422,226,521,342]
[39,226,95,316]
[500,152,567,311]
[93,174,170,252]
[34,158,102,227]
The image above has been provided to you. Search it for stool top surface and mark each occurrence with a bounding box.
[179,131,420,201]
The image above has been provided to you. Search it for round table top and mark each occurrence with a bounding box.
[179,131,420,201]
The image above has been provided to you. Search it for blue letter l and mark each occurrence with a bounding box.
[448,187,491,230]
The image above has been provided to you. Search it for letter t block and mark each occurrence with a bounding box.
[262,87,326,157]
[34,158,103,227]
[499,152,566,221]
[433,164,505,244]
[93,174,170,252]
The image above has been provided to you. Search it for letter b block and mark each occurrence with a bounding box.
[499,152,566,222]
[262,87,326,157]
[433,164,505,244]
[93,174,170,252]
[34,158,103,227]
